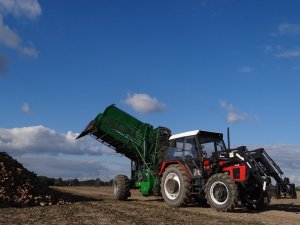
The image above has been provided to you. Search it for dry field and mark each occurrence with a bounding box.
[0,186,299,225]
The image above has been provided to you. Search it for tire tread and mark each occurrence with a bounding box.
[205,173,238,212]
[113,174,130,201]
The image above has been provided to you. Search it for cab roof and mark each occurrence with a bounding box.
[169,130,223,140]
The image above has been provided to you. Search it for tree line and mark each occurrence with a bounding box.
[37,176,300,190]
[38,176,113,186]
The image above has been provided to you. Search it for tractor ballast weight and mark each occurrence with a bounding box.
[77,104,297,211]
[76,104,171,195]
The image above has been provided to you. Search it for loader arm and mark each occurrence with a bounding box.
[248,148,297,198]
[227,146,297,199]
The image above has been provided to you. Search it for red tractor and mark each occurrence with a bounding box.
[77,105,297,211]
[160,129,297,211]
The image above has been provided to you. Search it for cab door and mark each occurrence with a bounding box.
[183,137,202,176]
[198,141,216,175]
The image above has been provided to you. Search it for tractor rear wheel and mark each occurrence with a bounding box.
[161,164,191,207]
[113,175,130,200]
[205,173,238,211]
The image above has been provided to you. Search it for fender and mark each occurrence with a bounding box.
[159,160,192,178]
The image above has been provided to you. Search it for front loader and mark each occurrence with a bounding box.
[76,104,297,211]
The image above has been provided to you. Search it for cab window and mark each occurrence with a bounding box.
[200,142,215,158]
[184,137,197,159]
[167,138,184,159]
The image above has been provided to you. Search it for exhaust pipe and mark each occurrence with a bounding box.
[227,127,230,151]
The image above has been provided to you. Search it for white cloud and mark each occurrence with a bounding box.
[219,100,250,123]
[124,93,166,114]
[0,125,131,180]
[221,101,259,123]
[22,102,30,113]
[226,112,248,123]
[278,23,300,36]
[0,15,38,57]
[220,99,236,111]
[21,44,38,58]
[237,66,252,73]
[0,125,112,156]
[0,0,40,57]
[263,44,300,59]
[0,0,41,19]
[0,14,21,48]
[263,45,282,53]
[276,49,300,58]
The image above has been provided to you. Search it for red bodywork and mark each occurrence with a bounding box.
[160,159,247,182]
[222,164,247,182]
[204,159,247,182]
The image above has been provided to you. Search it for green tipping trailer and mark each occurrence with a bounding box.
[76,104,171,196]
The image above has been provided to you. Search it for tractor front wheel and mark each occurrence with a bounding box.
[113,175,130,200]
[205,173,238,211]
[161,164,191,207]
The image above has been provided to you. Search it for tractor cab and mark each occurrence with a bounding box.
[167,130,226,160]
[165,130,227,178]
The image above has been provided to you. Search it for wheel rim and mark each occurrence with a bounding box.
[210,181,229,205]
[164,172,180,200]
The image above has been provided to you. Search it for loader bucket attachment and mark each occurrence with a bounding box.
[275,179,297,199]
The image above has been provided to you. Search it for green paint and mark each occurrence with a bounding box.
[77,104,171,195]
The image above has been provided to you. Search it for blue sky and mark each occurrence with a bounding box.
[0,0,300,184]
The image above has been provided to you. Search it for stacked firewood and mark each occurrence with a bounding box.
[0,152,68,207]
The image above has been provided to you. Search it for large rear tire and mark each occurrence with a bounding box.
[205,173,238,211]
[113,175,130,200]
[161,164,191,207]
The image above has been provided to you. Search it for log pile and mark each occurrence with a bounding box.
[0,151,68,207]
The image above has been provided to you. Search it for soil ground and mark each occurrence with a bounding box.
[0,186,299,225]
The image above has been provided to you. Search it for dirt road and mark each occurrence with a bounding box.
[0,186,299,225]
